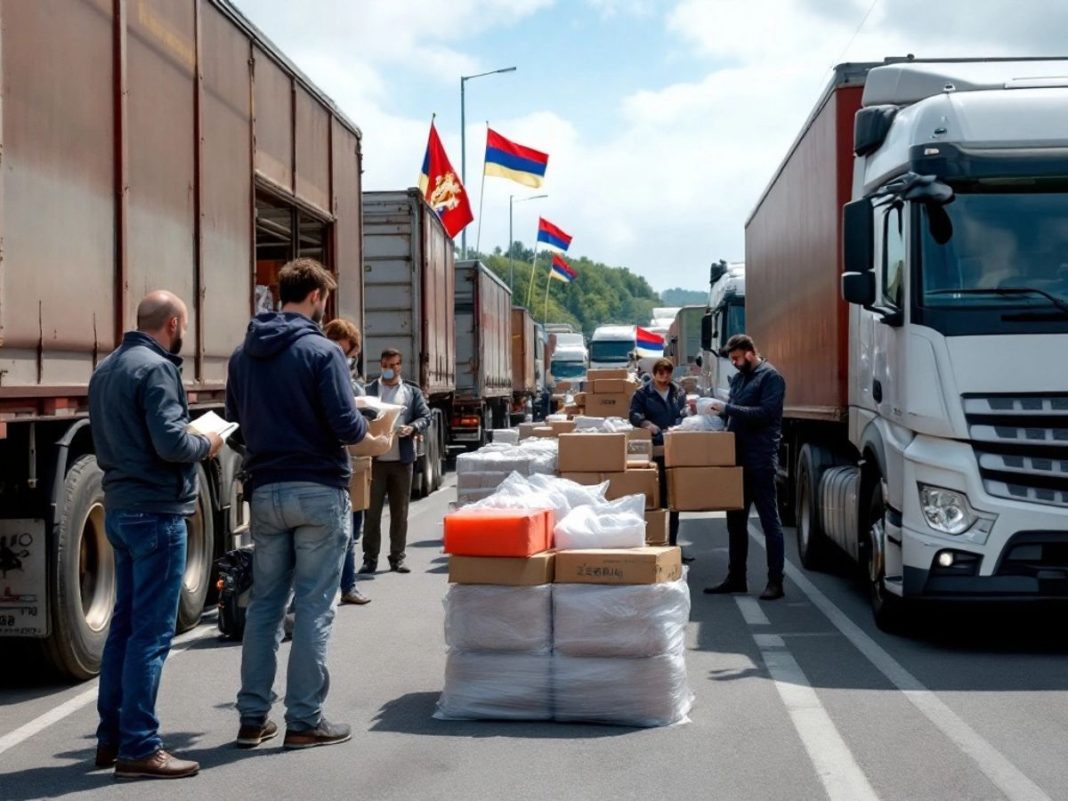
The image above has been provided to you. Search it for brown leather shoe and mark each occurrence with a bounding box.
[114,749,199,780]
[340,590,371,605]
[236,719,278,748]
[94,743,118,768]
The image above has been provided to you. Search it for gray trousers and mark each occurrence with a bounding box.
[363,460,413,564]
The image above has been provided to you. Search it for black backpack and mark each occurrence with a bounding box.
[216,547,254,640]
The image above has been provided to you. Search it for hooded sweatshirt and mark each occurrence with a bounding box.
[226,312,367,494]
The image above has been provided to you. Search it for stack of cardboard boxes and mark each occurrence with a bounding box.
[664,431,744,511]
[582,369,638,418]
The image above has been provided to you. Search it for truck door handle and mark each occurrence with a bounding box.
[873,380,883,403]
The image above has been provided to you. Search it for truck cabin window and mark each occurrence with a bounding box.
[551,360,587,379]
[883,205,906,308]
[590,341,634,363]
[919,181,1068,311]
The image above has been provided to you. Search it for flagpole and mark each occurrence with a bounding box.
[474,122,489,258]
[543,258,553,323]
[525,240,540,308]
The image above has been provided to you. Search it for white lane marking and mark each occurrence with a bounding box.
[750,525,1053,801]
[0,621,217,758]
[737,598,881,801]
[736,596,771,626]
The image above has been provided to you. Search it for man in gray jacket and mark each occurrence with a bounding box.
[88,291,222,780]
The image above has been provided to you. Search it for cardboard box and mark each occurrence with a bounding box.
[518,422,540,439]
[554,546,682,585]
[586,368,629,381]
[549,420,577,436]
[663,431,736,467]
[585,393,632,418]
[592,379,638,395]
[563,405,583,417]
[558,433,627,473]
[667,466,744,511]
[603,468,659,509]
[348,456,373,511]
[645,510,669,545]
[448,551,555,585]
[626,427,652,441]
[531,426,556,438]
[444,508,554,557]
[555,381,573,393]
[573,392,587,406]
[558,472,603,486]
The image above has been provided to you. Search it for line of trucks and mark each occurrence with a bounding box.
[2,3,1065,680]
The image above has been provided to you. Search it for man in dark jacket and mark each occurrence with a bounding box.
[629,358,692,561]
[89,290,222,780]
[226,258,370,751]
[360,348,432,574]
[705,334,787,600]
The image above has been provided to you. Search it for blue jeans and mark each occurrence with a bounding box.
[237,482,350,730]
[97,511,187,760]
[339,510,364,595]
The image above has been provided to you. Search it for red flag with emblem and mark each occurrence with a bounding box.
[418,122,473,239]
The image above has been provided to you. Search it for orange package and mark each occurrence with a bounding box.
[443,507,553,557]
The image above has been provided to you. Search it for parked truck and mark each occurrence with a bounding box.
[741,57,1068,629]
[589,325,637,370]
[0,0,366,679]
[511,307,537,424]
[362,189,453,497]
[698,261,746,399]
[666,305,705,377]
[455,260,514,446]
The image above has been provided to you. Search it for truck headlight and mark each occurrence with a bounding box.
[918,484,976,535]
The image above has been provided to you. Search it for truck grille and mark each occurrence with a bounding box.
[964,394,1068,509]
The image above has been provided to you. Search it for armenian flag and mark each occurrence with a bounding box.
[536,217,572,252]
[483,128,549,188]
[635,326,665,358]
[549,254,576,283]
[418,122,473,239]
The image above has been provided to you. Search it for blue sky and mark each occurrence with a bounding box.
[237,0,1063,294]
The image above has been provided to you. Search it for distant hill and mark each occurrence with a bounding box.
[660,287,706,307]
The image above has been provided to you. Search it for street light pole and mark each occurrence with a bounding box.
[508,193,547,296]
[460,65,516,260]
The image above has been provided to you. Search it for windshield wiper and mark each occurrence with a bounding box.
[927,287,1068,315]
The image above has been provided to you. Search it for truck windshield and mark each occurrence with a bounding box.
[920,184,1068,311]
[590,340,634,363]
[551,360,587,379]
[725,302,746,339]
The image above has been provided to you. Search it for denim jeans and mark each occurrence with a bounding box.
[725,463,786,583]
[97,511,187,760]
[237,482,350,731]
[339,510,364,595]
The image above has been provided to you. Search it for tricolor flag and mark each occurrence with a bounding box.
[484,128,549,188]
[549,254,576,283]
[635,326,665,358]
[536,217,572,252]
[418,122,473,239]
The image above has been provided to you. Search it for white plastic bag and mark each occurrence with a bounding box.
[675,414,726,432]
[553,501,645,550]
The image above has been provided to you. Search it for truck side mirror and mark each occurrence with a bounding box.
[842,198,874,275]
[700,312,713,351]
[842,271,876,307]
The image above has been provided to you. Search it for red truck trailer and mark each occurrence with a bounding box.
[0,0,365,679]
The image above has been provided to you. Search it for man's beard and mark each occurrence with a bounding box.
[738,359,755,374]
[169,335,183,355]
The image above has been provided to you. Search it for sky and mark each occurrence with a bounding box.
[234,0,1067,294]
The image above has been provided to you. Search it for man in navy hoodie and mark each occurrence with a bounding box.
[225,258,371,751]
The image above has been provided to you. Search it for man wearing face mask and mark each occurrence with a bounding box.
[360,348,431,575]
[703,334,787,601]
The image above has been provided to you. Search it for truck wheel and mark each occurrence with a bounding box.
[795,445,831,570]
[865,479,905,632]
[430,430,443,492]
[45,455,114,680]
[411,457,426,499]
[421,437,435,495]
[177,466,214,632]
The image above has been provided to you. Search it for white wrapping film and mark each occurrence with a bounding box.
[552,578,691,658]
[490,428,520,445]
[435,651,552,721]
[674,413,726,432]
[467,471,608,526]
[553,495,647,550]
[444,584,552,654]
[573,415,632,432]
[552,652,694,727]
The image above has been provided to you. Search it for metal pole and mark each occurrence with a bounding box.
[460,76,466,259]
[508,194,514,294]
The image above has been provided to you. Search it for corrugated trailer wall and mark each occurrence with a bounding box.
[478,266,513,399]
[744,83,863,420]
[0,0,363,408]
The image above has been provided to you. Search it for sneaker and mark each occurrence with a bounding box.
[389,560,411,574]
[114,749,199,780]
[283,719,352,750]
[339,590,371,605]
[236,719,278,748]
[357,560,377,575]
[95,743,118,768]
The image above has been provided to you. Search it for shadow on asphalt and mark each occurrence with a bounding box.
[370,692,638,739]
[408,539,444,549]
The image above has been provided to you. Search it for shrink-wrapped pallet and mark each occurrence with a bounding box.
[434,651,552,721]
[552,652,693,727]
[552,578,690,658]
[444,584,552,654]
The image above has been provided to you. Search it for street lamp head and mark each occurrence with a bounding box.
[462,65,518,82]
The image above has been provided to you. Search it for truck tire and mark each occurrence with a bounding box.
[44,455,114,680]
[421,438,434,496]
[865,479,905,632]
[430,429,443,492]
[795,444,833,570]
[177,466,214,632]
[411,457,426,499]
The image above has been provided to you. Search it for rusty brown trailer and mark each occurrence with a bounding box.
[0,0,364,421]
[511,306,536,395]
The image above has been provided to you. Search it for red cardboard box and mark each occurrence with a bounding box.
[443,507,553,557]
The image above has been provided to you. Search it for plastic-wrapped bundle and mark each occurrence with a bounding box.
[444,584,552,654]
[552,578,690,658]
[553,495,647,550]
[572,415,632,432]
[674,413,726,432]
[469,472,609,525]
[491,428,520,445]
[435,652,552,721]
[552,652,693,727]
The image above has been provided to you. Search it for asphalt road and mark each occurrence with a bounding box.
[2,474,1067,801]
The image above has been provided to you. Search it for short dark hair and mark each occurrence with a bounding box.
[725,333,757,354]
[323,318,361,349]
[278,258,337,305]
[380,348,402,363]
[652,357,674,374]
